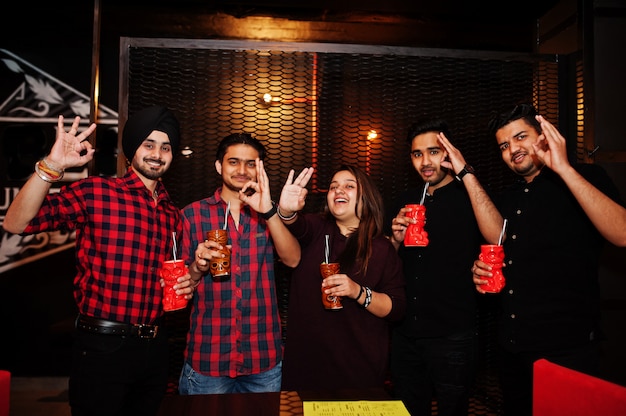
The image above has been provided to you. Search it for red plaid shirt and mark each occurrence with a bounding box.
[181,188,283,377]
[24,168,183,325]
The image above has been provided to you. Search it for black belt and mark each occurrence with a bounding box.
[75,314,160,339]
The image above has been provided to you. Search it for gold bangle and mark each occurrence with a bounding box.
[40,158,64,176]
[34,161,63,182]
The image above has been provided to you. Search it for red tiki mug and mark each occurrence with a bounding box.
[404,204,429,247]
[160,259,189,312]
[479,244,506,293]
[206,229,231,279]
[320,262,343,310]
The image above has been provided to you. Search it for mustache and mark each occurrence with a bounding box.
[510,150,525,162]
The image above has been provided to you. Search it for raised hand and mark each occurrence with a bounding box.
[278,167,314,213]
[438,131,468,175]
[239,159,273,213]
[533,115,571,175]
[47,115,97,170]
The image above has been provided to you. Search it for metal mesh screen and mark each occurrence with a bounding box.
[121,39,559,212]
[121,38,561,414]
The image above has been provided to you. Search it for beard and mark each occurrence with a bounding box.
[133,158,166,180]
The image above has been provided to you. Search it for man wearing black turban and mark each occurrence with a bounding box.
[3,107,194,416]
[122,105,181,161]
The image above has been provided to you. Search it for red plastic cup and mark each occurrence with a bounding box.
[160,259,189,311]
[320,262,343,310]
[404,204,429,247]
[479,244,506,293]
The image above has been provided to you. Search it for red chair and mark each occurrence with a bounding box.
[0,370,9,416]
[533,358,626,416]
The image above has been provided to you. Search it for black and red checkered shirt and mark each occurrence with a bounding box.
[181,188,283,377]
[24,168,183,325]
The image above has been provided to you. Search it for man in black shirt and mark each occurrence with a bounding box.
[472,103,626,416]
[388,118,504,416]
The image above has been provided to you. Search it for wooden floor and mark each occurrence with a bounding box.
[10,377,70,416]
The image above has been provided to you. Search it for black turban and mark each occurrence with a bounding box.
[122,106,180,159]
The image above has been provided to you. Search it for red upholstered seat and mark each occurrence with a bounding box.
[0,370,10,416]
[533,358,626,416]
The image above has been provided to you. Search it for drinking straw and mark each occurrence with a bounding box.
[498,219,508,246]
[419,182,429,205]
[172,232,178,261]
[324,234,330,263]
[223,201,231,230]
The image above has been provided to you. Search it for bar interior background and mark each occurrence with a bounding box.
[0,1,624,414]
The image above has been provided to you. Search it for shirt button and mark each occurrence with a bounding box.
[511,234,517,240]
[516,209,522,215]
[508,260,513,265]
[508,289,514,295]
[524,188,529,193]
[511,314,516,319]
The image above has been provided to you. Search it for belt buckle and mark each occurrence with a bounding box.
[135,324,158,339]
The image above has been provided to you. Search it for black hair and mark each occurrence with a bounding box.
[487,103,542,137]
[216,133,266,162]
[406,118,451,144]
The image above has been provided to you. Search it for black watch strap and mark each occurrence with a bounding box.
[260,201,278,220]
[455,164,475,182]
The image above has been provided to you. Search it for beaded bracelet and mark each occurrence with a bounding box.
[363,286,372,308]
[277,206,297,221]
[354,285,364,301]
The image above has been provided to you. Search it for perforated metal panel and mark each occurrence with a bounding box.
[123,39,561,414]
[120,39,559,212]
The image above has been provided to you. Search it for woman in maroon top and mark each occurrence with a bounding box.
[277,164,407,391]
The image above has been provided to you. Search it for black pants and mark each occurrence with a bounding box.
[390,329,477,416]
[69,326,170,416]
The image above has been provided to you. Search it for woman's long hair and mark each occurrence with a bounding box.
[327,164,385,276]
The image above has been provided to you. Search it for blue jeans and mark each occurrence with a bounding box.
[391,329,477,416]
[178,361,282,394]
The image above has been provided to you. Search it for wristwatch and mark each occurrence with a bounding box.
[455,164,475,182]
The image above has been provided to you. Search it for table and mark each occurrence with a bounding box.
[157,388,393,416]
